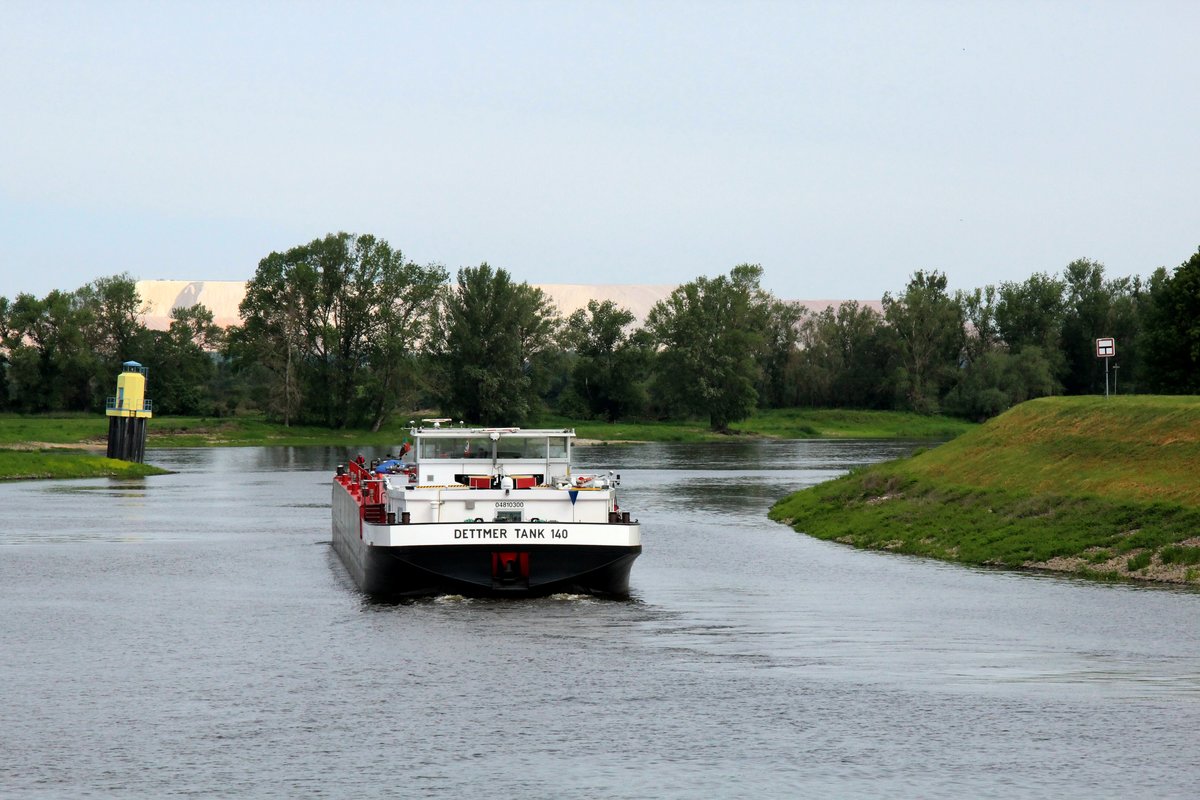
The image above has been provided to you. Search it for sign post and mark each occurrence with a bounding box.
[1096,337,1116,398]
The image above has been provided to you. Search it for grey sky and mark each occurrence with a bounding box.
[2,0,1197,302]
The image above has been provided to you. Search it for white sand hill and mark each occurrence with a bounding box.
[134,279,881,331]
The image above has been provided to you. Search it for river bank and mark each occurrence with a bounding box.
[0,409,973,481]
[0,448,168,481]
[769,396,1200,585]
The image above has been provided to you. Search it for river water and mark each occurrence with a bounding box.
[2,441,1198,799]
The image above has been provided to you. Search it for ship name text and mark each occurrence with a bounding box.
[452,526,569,540]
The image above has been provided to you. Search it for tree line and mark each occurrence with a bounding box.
[2,232,1199,429]
[0,276,224,418]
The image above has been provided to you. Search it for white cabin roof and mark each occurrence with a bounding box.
[410,426,575,439]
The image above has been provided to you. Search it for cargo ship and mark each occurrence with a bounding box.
[331,422,641,598]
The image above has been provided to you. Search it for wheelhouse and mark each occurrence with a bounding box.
[410,426,575,488]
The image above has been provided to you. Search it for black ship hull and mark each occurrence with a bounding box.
[333,519,640,599]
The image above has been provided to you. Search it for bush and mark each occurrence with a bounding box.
[1159,545,1200,566]
[1126,551,1152,571]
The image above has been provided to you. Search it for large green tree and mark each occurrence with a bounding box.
[958,286,1000,366]
[646,264,771,430]
[1,290,98,411]
[1059,259,1145,395]
[1140,247,1200,392]
[561,299,651,421]
[995,271,1067,392]
[229,272,305,425]
[1060,258,1110,395]
[944,284,1059,419]
[996,272,1067,355]
[790,301,891,408]
[143,304,223,415]
[756,298,805,409]
[78,274,156,408]
[357,259,447,430]
[237,232,446,427]
[0,275,157,412]
[942,347,1059,421]
[434,264,560,425]
[0,297,10,411]
[882,270,965,414]
[77,274,148,365]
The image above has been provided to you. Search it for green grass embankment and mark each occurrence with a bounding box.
[0,449,168,481]
[733,407,972,439]
[0,413,418,452]
[0,413,411,481]
[769,396,1200,585]
[551,408,973,443]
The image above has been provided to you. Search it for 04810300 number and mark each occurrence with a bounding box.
[495,500,524,508]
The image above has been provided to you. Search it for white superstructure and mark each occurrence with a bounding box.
[331,423,641,596]
[379,425,621,525]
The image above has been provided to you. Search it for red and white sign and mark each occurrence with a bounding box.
[1096,337,1116,358]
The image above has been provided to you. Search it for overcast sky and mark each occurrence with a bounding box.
[2,0,1197,302]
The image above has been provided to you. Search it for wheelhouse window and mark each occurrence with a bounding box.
[495,438,530,459]
[418,437,493,460]
[416,434,570,460]
[494,436,569,459]
[519,438,548,459]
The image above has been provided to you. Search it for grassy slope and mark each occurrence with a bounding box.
[0,449,168,480]
[550,408,973,443]
[0,414,409,481]
[769,396,1200,585]
[0,414,109,446]
[732,407,972,440]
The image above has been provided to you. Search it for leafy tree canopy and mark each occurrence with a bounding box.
[561,299,651,421]
[433,263,560,425]
[237,232,446,427]
[1140,247,1200,393]
[646,264,771,430]
[882,270,964,414]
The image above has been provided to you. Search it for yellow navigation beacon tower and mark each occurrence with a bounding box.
[106,361,153,462]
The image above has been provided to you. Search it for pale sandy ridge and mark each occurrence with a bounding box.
[135,279,883,331]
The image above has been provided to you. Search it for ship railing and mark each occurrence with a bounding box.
[105,397,153,412]
[345,459,387,507]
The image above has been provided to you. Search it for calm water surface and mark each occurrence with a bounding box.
[2,441,1198,798]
